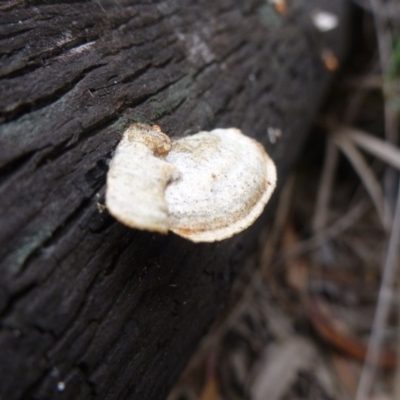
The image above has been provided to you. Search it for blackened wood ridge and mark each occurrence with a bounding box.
[0,1,349,399]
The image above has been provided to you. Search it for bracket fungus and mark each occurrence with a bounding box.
[106,123,277,242]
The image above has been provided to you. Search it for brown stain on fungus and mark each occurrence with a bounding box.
[125,123,172,156]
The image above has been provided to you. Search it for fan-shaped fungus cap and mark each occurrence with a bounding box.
[106,124,277,242]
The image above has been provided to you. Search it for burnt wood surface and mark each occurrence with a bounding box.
[0,1,349,399]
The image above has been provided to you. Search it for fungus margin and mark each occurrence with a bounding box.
[106,123,277,242]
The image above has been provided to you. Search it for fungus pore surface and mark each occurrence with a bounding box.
[106,123,277,242]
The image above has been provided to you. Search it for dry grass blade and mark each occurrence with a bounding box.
[333,131,388,229]
[313,138,339,233]
[344,74,383,90]
[280,199,369,262]
[343,59,381,124]
[199,375,219,400]
[356,180,400,400]
[344,127,400,170]
[261,176,295,271]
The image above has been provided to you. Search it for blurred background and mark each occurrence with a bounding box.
[168,1,400,399]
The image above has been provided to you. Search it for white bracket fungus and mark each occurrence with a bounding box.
[106,123,277,242]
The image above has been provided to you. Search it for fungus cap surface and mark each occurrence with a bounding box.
[106,124,277,242]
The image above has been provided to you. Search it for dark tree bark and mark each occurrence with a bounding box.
[0,1,349,399]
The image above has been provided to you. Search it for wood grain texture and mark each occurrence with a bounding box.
[0,0,349,399]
